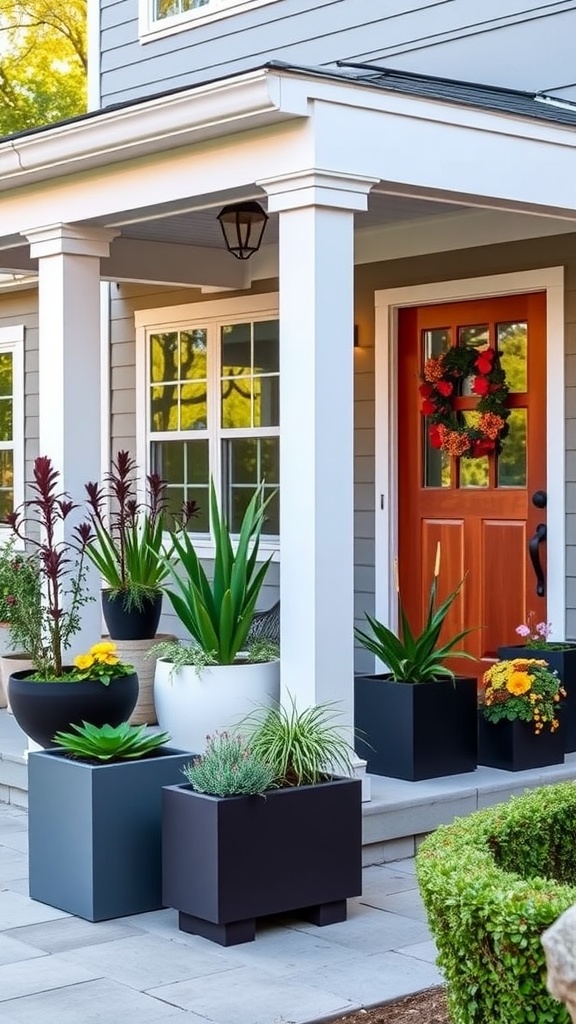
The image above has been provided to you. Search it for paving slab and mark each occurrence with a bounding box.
[0,934,46,967]
[0,890,70,929]
[289,948,443,1005]
[148,965,355,1024]
[0,977,194,1024]
[4,916,147,954]
[0,954,100,1002]
[59,933,242,990]
[360,886,430,922]
[288,900,431,953]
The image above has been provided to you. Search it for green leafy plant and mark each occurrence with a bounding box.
[162,479,274,665]
[416,782,576,1024]
[0,538,41,630]
[355,545,476,682]
[481,657,565,734]
[242,696,354,787]
[70,641,135,687]
[52,720,171,761]
[84,450,199,612]
[182,731,276,796]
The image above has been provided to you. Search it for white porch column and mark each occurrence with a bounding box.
[260,171,376,731]
[23,224,118,654]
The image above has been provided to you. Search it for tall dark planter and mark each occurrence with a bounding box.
[477,714,564,771]
[102,590,162,641]
[8,670,139,748]
[354,675,478,781]
[497,644,576,753]
[162,777,362,946]
[28,746,193,921]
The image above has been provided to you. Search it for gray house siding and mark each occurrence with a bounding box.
[99,0,576,106]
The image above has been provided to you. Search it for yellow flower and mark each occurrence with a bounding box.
[90,641,117,656]
[100,654,119,666]
[506,671,532,696]
[74,653,95,671]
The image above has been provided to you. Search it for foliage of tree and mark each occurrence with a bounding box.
[0,0,86,136]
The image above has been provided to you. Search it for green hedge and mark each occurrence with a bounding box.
[416,782,576,1024]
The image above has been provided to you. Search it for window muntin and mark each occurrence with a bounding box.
[147,314,279,540]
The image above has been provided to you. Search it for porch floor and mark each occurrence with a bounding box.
[3,707,576,862]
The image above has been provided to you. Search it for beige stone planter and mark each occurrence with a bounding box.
[0,651,34,713]
[102,634,176,725]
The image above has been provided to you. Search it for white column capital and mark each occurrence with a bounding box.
[257,169,378,213]
[22,223,119,260]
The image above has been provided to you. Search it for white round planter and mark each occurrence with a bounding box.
[153,658,280,753]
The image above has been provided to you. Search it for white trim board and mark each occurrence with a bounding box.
[374,267,565,641]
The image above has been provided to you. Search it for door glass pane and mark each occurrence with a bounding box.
[0,399,12,442]
[254,376,279,427]
[458,325,489,396]
[221,323,251,375]
[0,450,12,520]
[423,328,450,361]
[423,420,451,487]
[497,322,527,393]
[497,409,527,487]
[221,376,251,428]
[459,412,489,487]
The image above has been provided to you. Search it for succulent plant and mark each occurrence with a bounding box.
[52,721,171,761]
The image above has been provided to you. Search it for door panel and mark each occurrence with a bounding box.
[398,293,546,677]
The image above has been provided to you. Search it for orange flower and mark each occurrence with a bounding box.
[423,356,445,383]
[478,412,505,440]
[506,671,532,696]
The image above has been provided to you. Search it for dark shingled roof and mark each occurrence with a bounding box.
[267,59,576,128]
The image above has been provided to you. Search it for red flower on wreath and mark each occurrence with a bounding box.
[420,345,509,459]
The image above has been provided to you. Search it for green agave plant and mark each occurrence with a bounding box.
[355,547,476,682]
[52,721,172,761]
[162,479,275,665]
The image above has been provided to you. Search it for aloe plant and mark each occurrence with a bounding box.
[162,480,274,665]
[52,721,171,761]
[355,548,476,682]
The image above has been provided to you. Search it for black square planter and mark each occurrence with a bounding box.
[162,777,362,946]
[354,675,478,781]
[477,715,564,771]
[28,746,194,921]
[497,644,576,753]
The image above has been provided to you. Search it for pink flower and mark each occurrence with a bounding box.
[536,622,552,640]
[516,624,531,638]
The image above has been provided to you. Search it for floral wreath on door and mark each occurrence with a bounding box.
[420,346,510,458]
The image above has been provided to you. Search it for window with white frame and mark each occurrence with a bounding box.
[0,327,24,524]
[146,0,281,32]
[139,300,279,539]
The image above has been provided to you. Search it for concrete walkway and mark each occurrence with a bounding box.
[0,802,442,1024]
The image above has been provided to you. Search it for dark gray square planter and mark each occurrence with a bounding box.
[354,675,478,781]
[478,714,564,771]
[162,777,362,946]
[497,644,576,753]
[28,746,194,922]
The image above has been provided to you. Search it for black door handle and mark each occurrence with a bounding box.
[529,522,547,597]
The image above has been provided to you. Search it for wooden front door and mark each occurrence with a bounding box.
[398,293,547,676]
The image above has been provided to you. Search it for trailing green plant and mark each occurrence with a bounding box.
[162,479,275,665]
[416,782,576,1024]
[355,544,476,682]
[246,639,279,664]
[84,450,199,612]
[52,720,171,761]
[182,731,276,796]
[147,639,218,673]
[242,696,354,787]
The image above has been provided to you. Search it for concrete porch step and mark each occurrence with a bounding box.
[2,710,576,859]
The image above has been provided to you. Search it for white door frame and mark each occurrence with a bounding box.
[374,266,565,640]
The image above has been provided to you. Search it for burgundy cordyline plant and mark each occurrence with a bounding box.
[6,456,93,679]
[84,450,199,612]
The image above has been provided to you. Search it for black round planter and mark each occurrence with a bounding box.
[101,590,162,641]
[8,670,139,748]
